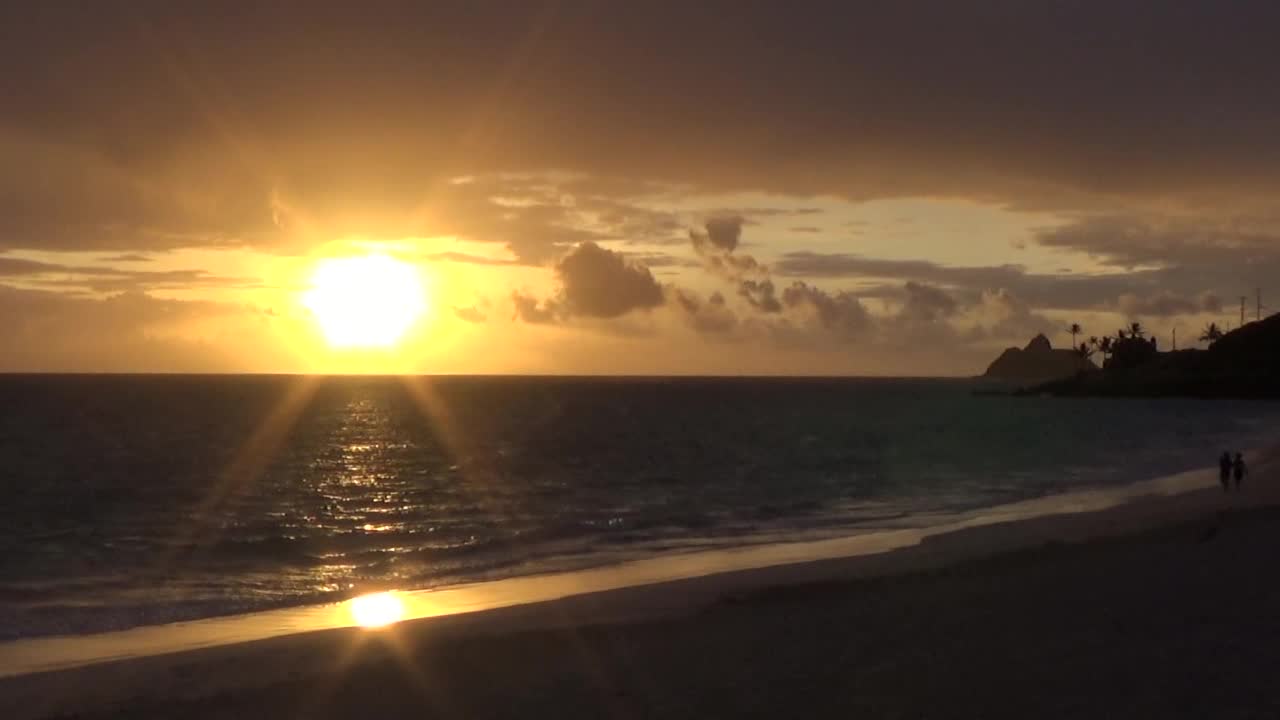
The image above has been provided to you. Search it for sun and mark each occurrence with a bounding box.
[303,254,427,348]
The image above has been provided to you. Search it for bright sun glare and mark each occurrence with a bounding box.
[303,254,427,348]
[349,592,406,628]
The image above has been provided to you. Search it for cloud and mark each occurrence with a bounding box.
[99,254,153,263]
[1116,290,1223,318]
[964,288,1057,345]
[690,218,760,279]
[422,251,521,267]
[899,281,959,324]
[575,195,686,245]
[453,305,487,323]
[780,282,873,339]
[738,279,782,314]
[623,252,697,269]
[1035,215,1280,268]
[511,241,666,324]
[0,284,268,371]
[511,292,560,324]
[671,289,737,334]
[0,255,253,292]
[687,218,779,322]
[10,2,1279,374]
[556,242,665,319]
[10,2,1280,229]
[702,216,744,252]
[774,249,1242,320]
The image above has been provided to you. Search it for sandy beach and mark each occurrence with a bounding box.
[2,445,1277,719]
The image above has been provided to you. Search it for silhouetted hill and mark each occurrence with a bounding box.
[1030,313,1280,398]
[1205,312,1280,371]
[982,334,1096,386]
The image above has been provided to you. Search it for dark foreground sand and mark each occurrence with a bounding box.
[9,468,1280,719]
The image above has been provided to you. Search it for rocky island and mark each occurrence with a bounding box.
[981,333,1096,386]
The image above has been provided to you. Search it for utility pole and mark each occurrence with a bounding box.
[1258,288,1263,321]
[1241,296,1248,327]
[1172,327,1177,351]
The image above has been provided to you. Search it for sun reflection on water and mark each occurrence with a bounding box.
[348,592,405,628]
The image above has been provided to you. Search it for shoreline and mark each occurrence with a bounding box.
[3,446,1276,718]
[0,462,1232,678]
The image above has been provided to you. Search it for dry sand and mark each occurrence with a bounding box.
[5,451,1280,719]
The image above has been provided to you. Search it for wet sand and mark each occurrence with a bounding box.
[5,456,1280,719]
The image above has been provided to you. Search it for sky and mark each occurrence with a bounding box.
[2,1,1278,375]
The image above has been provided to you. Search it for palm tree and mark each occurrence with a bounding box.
[1199,322,1224,346]
[1069,323,1082,350]
[1098,336,1113,363]
[1129,321,1145,338]
[1117,328,1128,340]
[1078,341,1094,360]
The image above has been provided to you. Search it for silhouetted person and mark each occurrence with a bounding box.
[1219,451,1232,493]
[1233,453,1247,490]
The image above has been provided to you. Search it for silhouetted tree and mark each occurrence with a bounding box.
[1199,322,1224,346]
[1129,321,1145,338]
[1079,341,1094,360]
[1109,330,1159,370]
[1069,323,1082,350]
[1098,336,1114,364]
[1117,329,1128,340]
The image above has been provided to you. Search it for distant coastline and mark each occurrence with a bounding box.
[988,313,1280,399]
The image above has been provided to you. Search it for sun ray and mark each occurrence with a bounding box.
[156,375,321,572]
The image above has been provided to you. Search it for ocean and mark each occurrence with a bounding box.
[1,374,1277,641]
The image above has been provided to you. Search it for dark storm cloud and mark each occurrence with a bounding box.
[7,1,1280,256]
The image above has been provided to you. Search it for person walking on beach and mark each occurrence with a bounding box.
[1219,451,1233,493]
[1233,452,1248,491]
